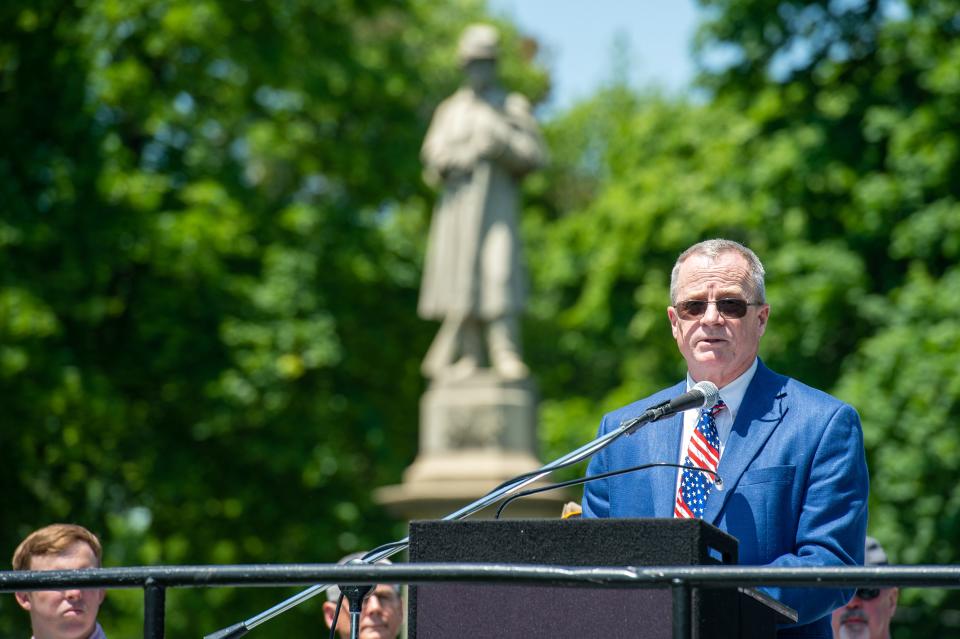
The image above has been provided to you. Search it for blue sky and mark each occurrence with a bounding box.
[488,0,701,110]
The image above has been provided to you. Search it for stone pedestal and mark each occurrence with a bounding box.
[375,373,569,521]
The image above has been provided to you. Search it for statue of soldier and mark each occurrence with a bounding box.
[418,23,547,382]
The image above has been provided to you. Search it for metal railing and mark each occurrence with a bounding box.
[4,563,960,639]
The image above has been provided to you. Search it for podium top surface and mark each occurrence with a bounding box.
[409,517,739,566]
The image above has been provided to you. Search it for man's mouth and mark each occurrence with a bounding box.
[360,620,388,632]
[841,613,867,625]
[698,337,726,345]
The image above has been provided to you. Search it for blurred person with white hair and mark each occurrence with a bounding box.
[832,537,898,639]
[322,553,403,639]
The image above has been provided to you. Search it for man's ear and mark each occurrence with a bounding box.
[322,601,336,629]
[14,591,32,612]
[667,306,680,338]
[757,304,770,335]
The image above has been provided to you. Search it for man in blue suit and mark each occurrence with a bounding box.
[582,239,869,638]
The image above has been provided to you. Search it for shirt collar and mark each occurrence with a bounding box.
[33,624,105,639]
[686,358,759,423]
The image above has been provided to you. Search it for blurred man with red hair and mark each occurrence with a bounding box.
[13,524,107,639]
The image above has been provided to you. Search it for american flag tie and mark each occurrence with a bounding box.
[674,400,725,519]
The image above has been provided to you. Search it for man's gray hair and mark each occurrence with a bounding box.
[325,552,400,602]
[669,239,766,304]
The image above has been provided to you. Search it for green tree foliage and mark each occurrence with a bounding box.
[524,1,960,633]
[697,1,960,632]
[5,0,959,635]
[526,86,869,472]
[0,0,546,635]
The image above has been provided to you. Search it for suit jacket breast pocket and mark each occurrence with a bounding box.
[740,465,795,486]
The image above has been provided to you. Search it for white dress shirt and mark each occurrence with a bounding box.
[674,358,759,496]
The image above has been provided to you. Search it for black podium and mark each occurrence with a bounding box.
[407,518,796,639]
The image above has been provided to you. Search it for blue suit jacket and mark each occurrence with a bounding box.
[582,360,869,638]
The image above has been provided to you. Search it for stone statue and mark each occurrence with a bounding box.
[418,23,547,382]
[374,25,565,519]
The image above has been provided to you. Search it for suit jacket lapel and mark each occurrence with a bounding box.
[703,361,789,524]
[630,381,687,517]
[651,411,685,518]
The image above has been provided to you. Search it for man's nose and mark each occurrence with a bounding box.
[701,301,724,324]
[364,593,384,612]
[63,588,82,601]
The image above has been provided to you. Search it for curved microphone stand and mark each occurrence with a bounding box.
[204,382,719,639]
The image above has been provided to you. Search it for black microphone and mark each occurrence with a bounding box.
[623,381,719,434]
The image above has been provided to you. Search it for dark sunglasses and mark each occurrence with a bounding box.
[855,588,881,601]
[675,298,762,320]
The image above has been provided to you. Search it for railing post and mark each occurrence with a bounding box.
[671,578,691,639]
[144,577,166,639]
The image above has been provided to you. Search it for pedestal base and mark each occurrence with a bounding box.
[375,450,567,520]
[375,374,569,521]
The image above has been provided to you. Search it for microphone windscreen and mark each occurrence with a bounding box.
[694,381,719,407]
